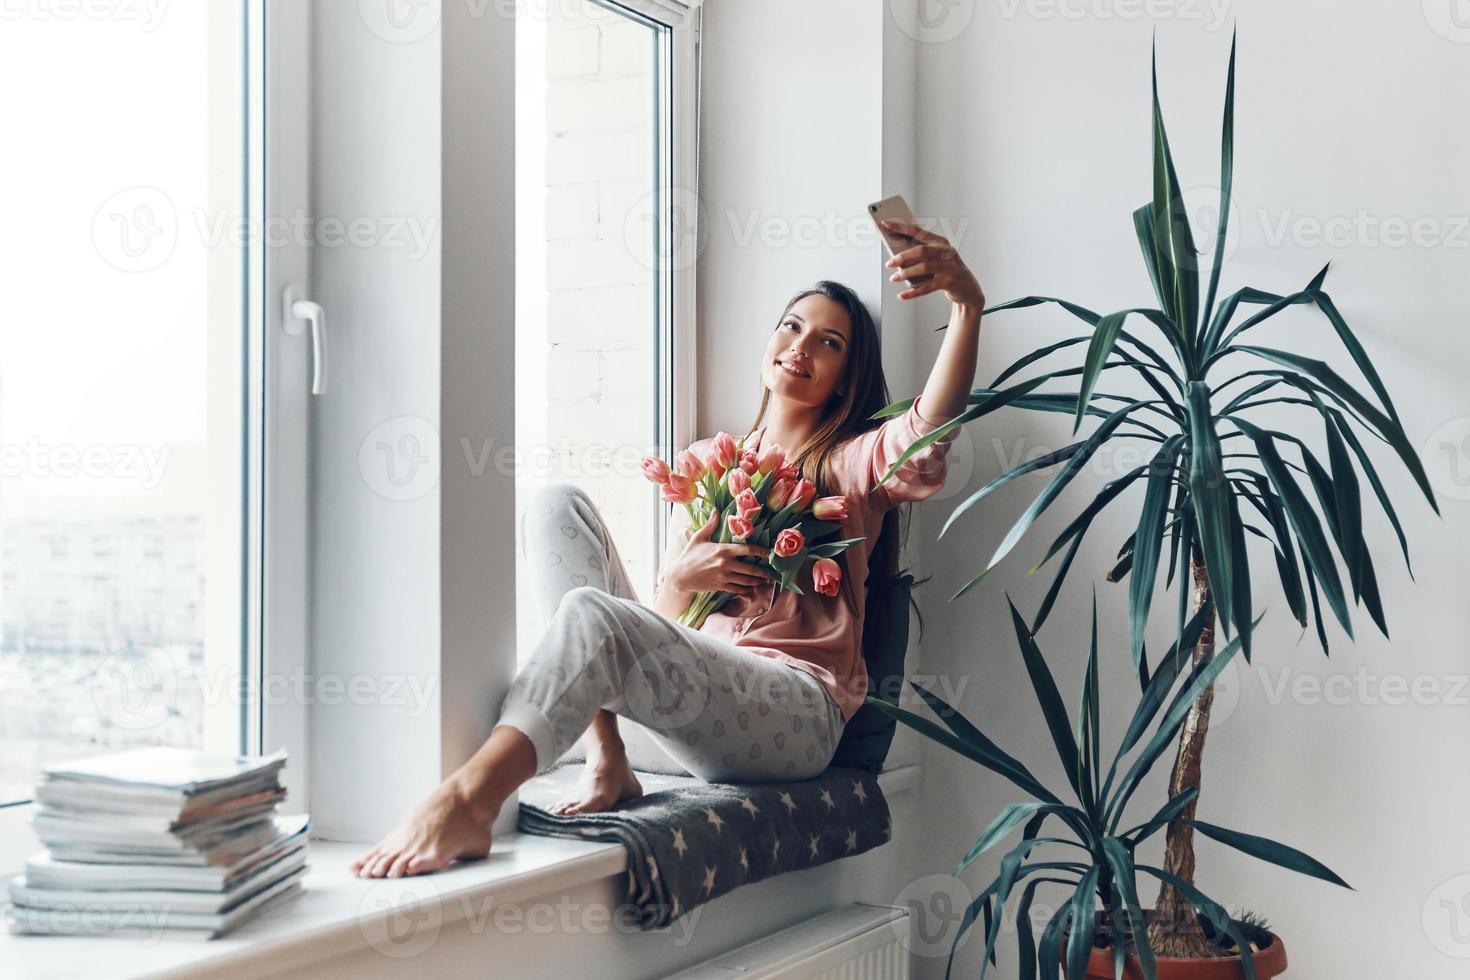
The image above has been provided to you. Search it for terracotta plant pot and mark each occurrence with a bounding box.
[1084,930,1288,979]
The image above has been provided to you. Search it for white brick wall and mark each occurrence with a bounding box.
[518,1,662,660]
[546,76,649,132]
[546,128,644,185]
[545,25,599,78]
[597,21,652,78]
[544,181,599,240]
[546,283,649,348]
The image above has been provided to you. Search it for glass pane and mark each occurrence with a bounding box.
[0,8,246,803]
[515,1,662,659]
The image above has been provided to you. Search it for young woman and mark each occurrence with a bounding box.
[351,218,984,879]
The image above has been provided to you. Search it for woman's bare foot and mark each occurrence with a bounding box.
[349,726,537,879]
[349,778,494,878]
[547,753,644,815]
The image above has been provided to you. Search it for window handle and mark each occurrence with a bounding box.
[283,286,327,395]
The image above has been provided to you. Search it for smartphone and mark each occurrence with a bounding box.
[868,195,931,285]
[868,195,917,255]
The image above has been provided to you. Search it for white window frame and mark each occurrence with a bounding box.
[249,0,313,816]
[206,0,313,799]
[592,0,703,562]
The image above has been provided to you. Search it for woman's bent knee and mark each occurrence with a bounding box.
[556,584,619,619]
[551,588,649,657]
[524,482,595,524]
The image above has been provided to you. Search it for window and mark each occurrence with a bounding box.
[0,0,691,818]
[0,3,299,807]
[515,0,700,659]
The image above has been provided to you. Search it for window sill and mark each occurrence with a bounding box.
[0,765,918,980]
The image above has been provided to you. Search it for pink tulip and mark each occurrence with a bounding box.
[811,495,849,521]
[766,477,795,511]
[792,478,817,511]
[675,449,706,481]
[661,472,696,504]
[711,432,738,472]
[727,467,751,496]
[704,449,727,480]
[812,557,841,597]
[774,527,805,558]
[757,443,786,477]
[736,488,761,522]
[640,456,671,484]
[738,448,760,474]
[776,462,800,484]
[726,514,753,541]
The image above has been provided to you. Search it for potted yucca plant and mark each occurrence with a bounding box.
[871,594,1348,979]
[872,34,1436,971]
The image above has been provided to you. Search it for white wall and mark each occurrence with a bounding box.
[309,0,446,841]
[308,0,521,842]
[905,1,1470,977]
[697,0,888,436]
[441,0,521,835]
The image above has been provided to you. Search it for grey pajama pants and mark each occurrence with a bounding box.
[498,483,846,783]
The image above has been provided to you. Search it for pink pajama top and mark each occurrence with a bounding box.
[657,394,959,723]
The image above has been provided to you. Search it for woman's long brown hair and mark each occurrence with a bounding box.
[743,280,928,646]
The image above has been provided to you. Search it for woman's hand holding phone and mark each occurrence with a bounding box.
[882,218,985,309]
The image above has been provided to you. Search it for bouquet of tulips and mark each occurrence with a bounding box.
[641,432,863,630]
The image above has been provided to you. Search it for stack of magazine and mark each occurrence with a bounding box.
[5,747,309,940]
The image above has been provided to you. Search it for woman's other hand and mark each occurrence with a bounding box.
[665,510,772,600]
[882,219,985,309]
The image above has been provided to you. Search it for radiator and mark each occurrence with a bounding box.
[665,902,911,979]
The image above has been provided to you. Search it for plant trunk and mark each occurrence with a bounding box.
[1146,556,1219,958]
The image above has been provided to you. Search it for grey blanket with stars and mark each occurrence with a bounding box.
[517,762,891,929]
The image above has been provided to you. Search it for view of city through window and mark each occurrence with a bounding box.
[0,8,218,804]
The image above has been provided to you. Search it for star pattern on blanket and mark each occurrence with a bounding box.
[518,762,891,932]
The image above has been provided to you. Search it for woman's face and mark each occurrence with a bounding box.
[761,294,853,410]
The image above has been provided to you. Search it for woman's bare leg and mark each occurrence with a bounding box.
[349,724,537,878]
[547,708,643,815]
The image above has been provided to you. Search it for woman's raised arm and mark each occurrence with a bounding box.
[880,217,985,425]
